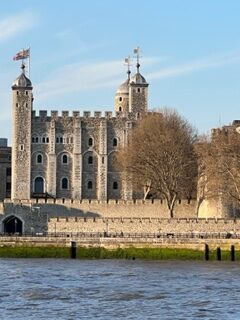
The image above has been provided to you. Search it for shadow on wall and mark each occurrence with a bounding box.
[2,203,101,218]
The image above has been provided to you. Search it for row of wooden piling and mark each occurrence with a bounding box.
[204,244,236,261]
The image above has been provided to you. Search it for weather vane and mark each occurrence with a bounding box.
[133,46,141,72]
[124,55,132,79]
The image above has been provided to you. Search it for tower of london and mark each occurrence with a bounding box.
[11,60,148,201]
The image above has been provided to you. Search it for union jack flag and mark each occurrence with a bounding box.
[13,48,30,61]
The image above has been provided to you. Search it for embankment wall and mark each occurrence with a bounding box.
[48,217,240,235]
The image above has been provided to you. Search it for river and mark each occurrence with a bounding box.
[0,259,239,319]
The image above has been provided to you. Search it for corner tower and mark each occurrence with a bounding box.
[129,48,148,115]
[114,56,131,114]
[11,64,33,200]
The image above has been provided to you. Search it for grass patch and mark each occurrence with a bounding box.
[0,246,238,261]
[0,246,70,258]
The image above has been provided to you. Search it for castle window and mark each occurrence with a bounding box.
[60,137,63,144]
[88,156,93,165]
[19,144,24,151]
[113,181,118,190]
[61,178,68,190]
[26,91,28,96]
[46,137,49,143]
[137,88,141,93]
[32,135,39,143]
[102,157,104,164]
[62,154,68,164]
[56,137,59,143]
[16,103,18,108]
[42,137,45,143]
[6,167,11,176]
[113,138,118,147]
[37,154,43,164]
[17,91,19,95]
[119,107,122,112]
[26,103,28,108]
[70,137,73,144]
[119,97,122,102]
[88,137,93,147]
[87,181,93,189]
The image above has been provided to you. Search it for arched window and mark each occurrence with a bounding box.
[87,181,93,189]
[34,177,44,193]
[88,137,93,146]
[119,106,122,112]
[60,137,63,144]
[56,137,59,143]
[113,181,118,190]
[37,154,43,164]
[61,178,68,189]
[119,97,122,102]
[88,156,93,164]
[32,135,39,143]
[113,138,118,147]
[42,137,45,143]
[62,154,68,164]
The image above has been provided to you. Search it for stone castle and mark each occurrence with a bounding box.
[11,59,148,202]
[0,53,239,235]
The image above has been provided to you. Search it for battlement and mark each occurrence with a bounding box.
[32,109,133,121]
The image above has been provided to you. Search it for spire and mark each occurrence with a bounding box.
[133,47,141,73]
[21,62,26,74]
[124,55,131,80]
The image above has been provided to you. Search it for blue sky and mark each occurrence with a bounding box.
[1,0,240,143]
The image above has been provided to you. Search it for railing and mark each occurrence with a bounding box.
[0,231,239,239]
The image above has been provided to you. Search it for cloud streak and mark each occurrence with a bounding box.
[147,50,240,80]
[35,50,240,103]
[0,11,35,43]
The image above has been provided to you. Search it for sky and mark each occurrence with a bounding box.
[1,0,240,143]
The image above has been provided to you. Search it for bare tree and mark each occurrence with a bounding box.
[118,109,198,217]
[195,135,222,215]
[196,126,240,217]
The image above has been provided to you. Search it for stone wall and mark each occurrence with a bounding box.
[3,198,198,219]
[48,217,239,235]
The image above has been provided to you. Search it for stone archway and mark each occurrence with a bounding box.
[3,216,23,234]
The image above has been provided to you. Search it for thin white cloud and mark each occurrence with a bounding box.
[147,50,240,80]
[35,50,240,103]
[0,11,36,43]
[35,57,159,101]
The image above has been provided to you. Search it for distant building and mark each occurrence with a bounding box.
[0,139,11,200]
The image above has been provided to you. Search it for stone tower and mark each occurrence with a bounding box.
[114,51,149,116]
[129,62,148,116]
[11,64,33,200]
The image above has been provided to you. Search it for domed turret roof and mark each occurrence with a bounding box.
[116,79,129,95]
[12,65,32,88]
[130,72,147,85]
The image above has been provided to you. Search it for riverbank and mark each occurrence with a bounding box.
[0,246,239,260]
[0,235,239,260]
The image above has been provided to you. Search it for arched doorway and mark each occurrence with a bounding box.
[34,177,44,193]
[3,216,23,234]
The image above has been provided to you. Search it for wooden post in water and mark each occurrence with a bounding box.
[204,244,209,261]
[217,247,221,261]
[231,245,235,261]
[71,241,77,259]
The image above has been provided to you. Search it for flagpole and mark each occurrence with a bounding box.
[28,47,31,78]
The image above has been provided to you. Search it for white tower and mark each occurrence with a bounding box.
[11,64,33,200]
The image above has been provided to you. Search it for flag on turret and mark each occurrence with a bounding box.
[13,48,30,61]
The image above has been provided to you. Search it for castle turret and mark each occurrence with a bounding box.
[114,56,131,114]
[11,64,33,200]
[129,59,148,115]
[115,49,149,116]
